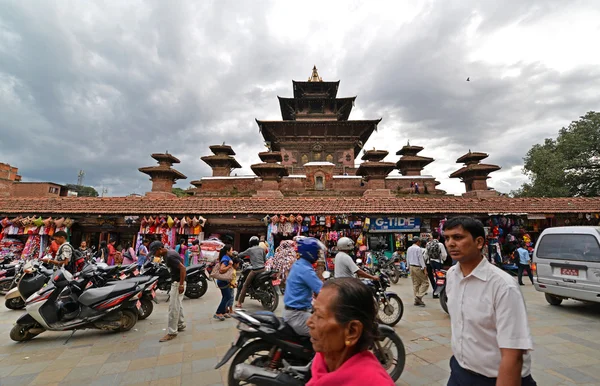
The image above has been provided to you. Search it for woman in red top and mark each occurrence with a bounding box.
[107,239,117,266]
[307,278,394,386]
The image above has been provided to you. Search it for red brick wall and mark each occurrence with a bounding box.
[11,183,63,197]
[197,178,260,194]
[280,178,306,193]
[0,180,13,197]
[332,178,364,191]
[150,178,175,193]
[0,163,21,181]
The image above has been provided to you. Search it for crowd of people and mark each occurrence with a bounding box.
[39,215,537,385]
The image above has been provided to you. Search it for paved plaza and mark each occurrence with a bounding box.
[0,278,599,386]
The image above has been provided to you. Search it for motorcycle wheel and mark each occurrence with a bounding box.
[5,297,25,310]
[377,293,403,327]
[389,266,400,284]
[440,288,448,314]
[260,285,279,312]
[138,298,153,320]
[119,309,138,332]
[373,328,406,382]
[0,278,13,294]
[185,277,208,299]
[228,340,274,386]
[10,324,38,342]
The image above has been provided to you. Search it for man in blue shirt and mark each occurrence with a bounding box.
[283,237,324,336]
[516,241,534,286]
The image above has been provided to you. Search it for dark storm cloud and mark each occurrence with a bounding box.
[0,0,599,196]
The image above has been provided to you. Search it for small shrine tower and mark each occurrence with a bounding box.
[450,151,500,197]
[201,144,242,177]
[396,142,434,176]
[356,149,395,196]
[139,153,187,197]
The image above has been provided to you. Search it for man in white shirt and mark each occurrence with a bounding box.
[407,237,429,306]
[444,216,536,386]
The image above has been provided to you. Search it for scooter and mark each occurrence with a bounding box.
[5,261,54,310]
[10,268,142,342]
[75,263,159,320]
[0,261,22,295]
[434,269,448,314]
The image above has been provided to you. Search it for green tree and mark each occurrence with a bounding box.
[513,111,600,197]
[172,187,191,197]
[65,184,99,197]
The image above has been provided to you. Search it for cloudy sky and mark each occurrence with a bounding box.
[1,0,599,196]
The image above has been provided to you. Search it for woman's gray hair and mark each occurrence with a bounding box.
[322,278,378,352]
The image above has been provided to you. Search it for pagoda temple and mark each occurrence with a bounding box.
[450,151,501,197]
[256,66,381,176]
[139,153,187,197]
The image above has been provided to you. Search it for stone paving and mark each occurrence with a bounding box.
[0,277,599,386]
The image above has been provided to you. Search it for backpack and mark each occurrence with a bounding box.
[59,244,84,273]
[426,240,442,263]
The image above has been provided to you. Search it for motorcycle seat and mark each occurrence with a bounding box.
[79,282,139,307]
[187,263,206,272]
[278,324,313,350]
[251,311,283,329]
[121,276,152,285]
[255,270,276,282]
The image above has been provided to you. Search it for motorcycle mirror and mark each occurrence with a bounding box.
[322,271,331,279]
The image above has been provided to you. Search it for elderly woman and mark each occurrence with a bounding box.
[306,278,394,385]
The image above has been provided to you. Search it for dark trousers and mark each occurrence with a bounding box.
[448,356,537,386]
[518,263,534,284]
[430,260,443,295]
[426,264,436,291]
[216,286,232,315]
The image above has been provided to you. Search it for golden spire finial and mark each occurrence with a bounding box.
[308,65,323,82]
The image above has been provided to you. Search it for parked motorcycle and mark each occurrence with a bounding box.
[216,310,406,385]
[141,261,208,299]
[235,263,279,312]
[434,269,448,314]
[370,250,402,284]
[5,260,54,310]
[10,268,142,342]
[76,263,159,320]
[0,261,22,295]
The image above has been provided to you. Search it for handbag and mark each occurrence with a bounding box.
[210,259,233,282]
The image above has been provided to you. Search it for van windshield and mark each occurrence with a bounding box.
[537,234,600,262]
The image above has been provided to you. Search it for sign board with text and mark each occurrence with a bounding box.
[369,217,421,232]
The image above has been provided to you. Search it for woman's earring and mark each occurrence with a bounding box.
[345,340,351,346]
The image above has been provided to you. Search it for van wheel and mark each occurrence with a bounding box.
[545,294,563,306]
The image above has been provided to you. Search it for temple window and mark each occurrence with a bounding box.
[315,175,324,190]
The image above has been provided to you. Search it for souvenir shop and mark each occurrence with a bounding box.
[136,215,206,262]
[364,216,431,259]
[262,214,369,269]
[0,216,74,260]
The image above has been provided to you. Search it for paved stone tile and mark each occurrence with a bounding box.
[552,367,598,383]
[62,364,103,382]
[1,373,37,386]
[97,360,130,375]
[0,281,598,385]
[152,363,182,380]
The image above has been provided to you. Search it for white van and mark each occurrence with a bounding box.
[532,226,600,305]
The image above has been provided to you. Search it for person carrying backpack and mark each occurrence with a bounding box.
[424,231,447,299]
[42,231,84,274]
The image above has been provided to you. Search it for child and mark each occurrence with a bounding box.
[226,257,241,317]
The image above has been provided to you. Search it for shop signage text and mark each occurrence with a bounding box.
[369,217,421,232]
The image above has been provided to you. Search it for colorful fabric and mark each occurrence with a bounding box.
[265,240,297,284]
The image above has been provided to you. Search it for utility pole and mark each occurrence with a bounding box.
[101,187,108,197]
[77,170,85,186]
